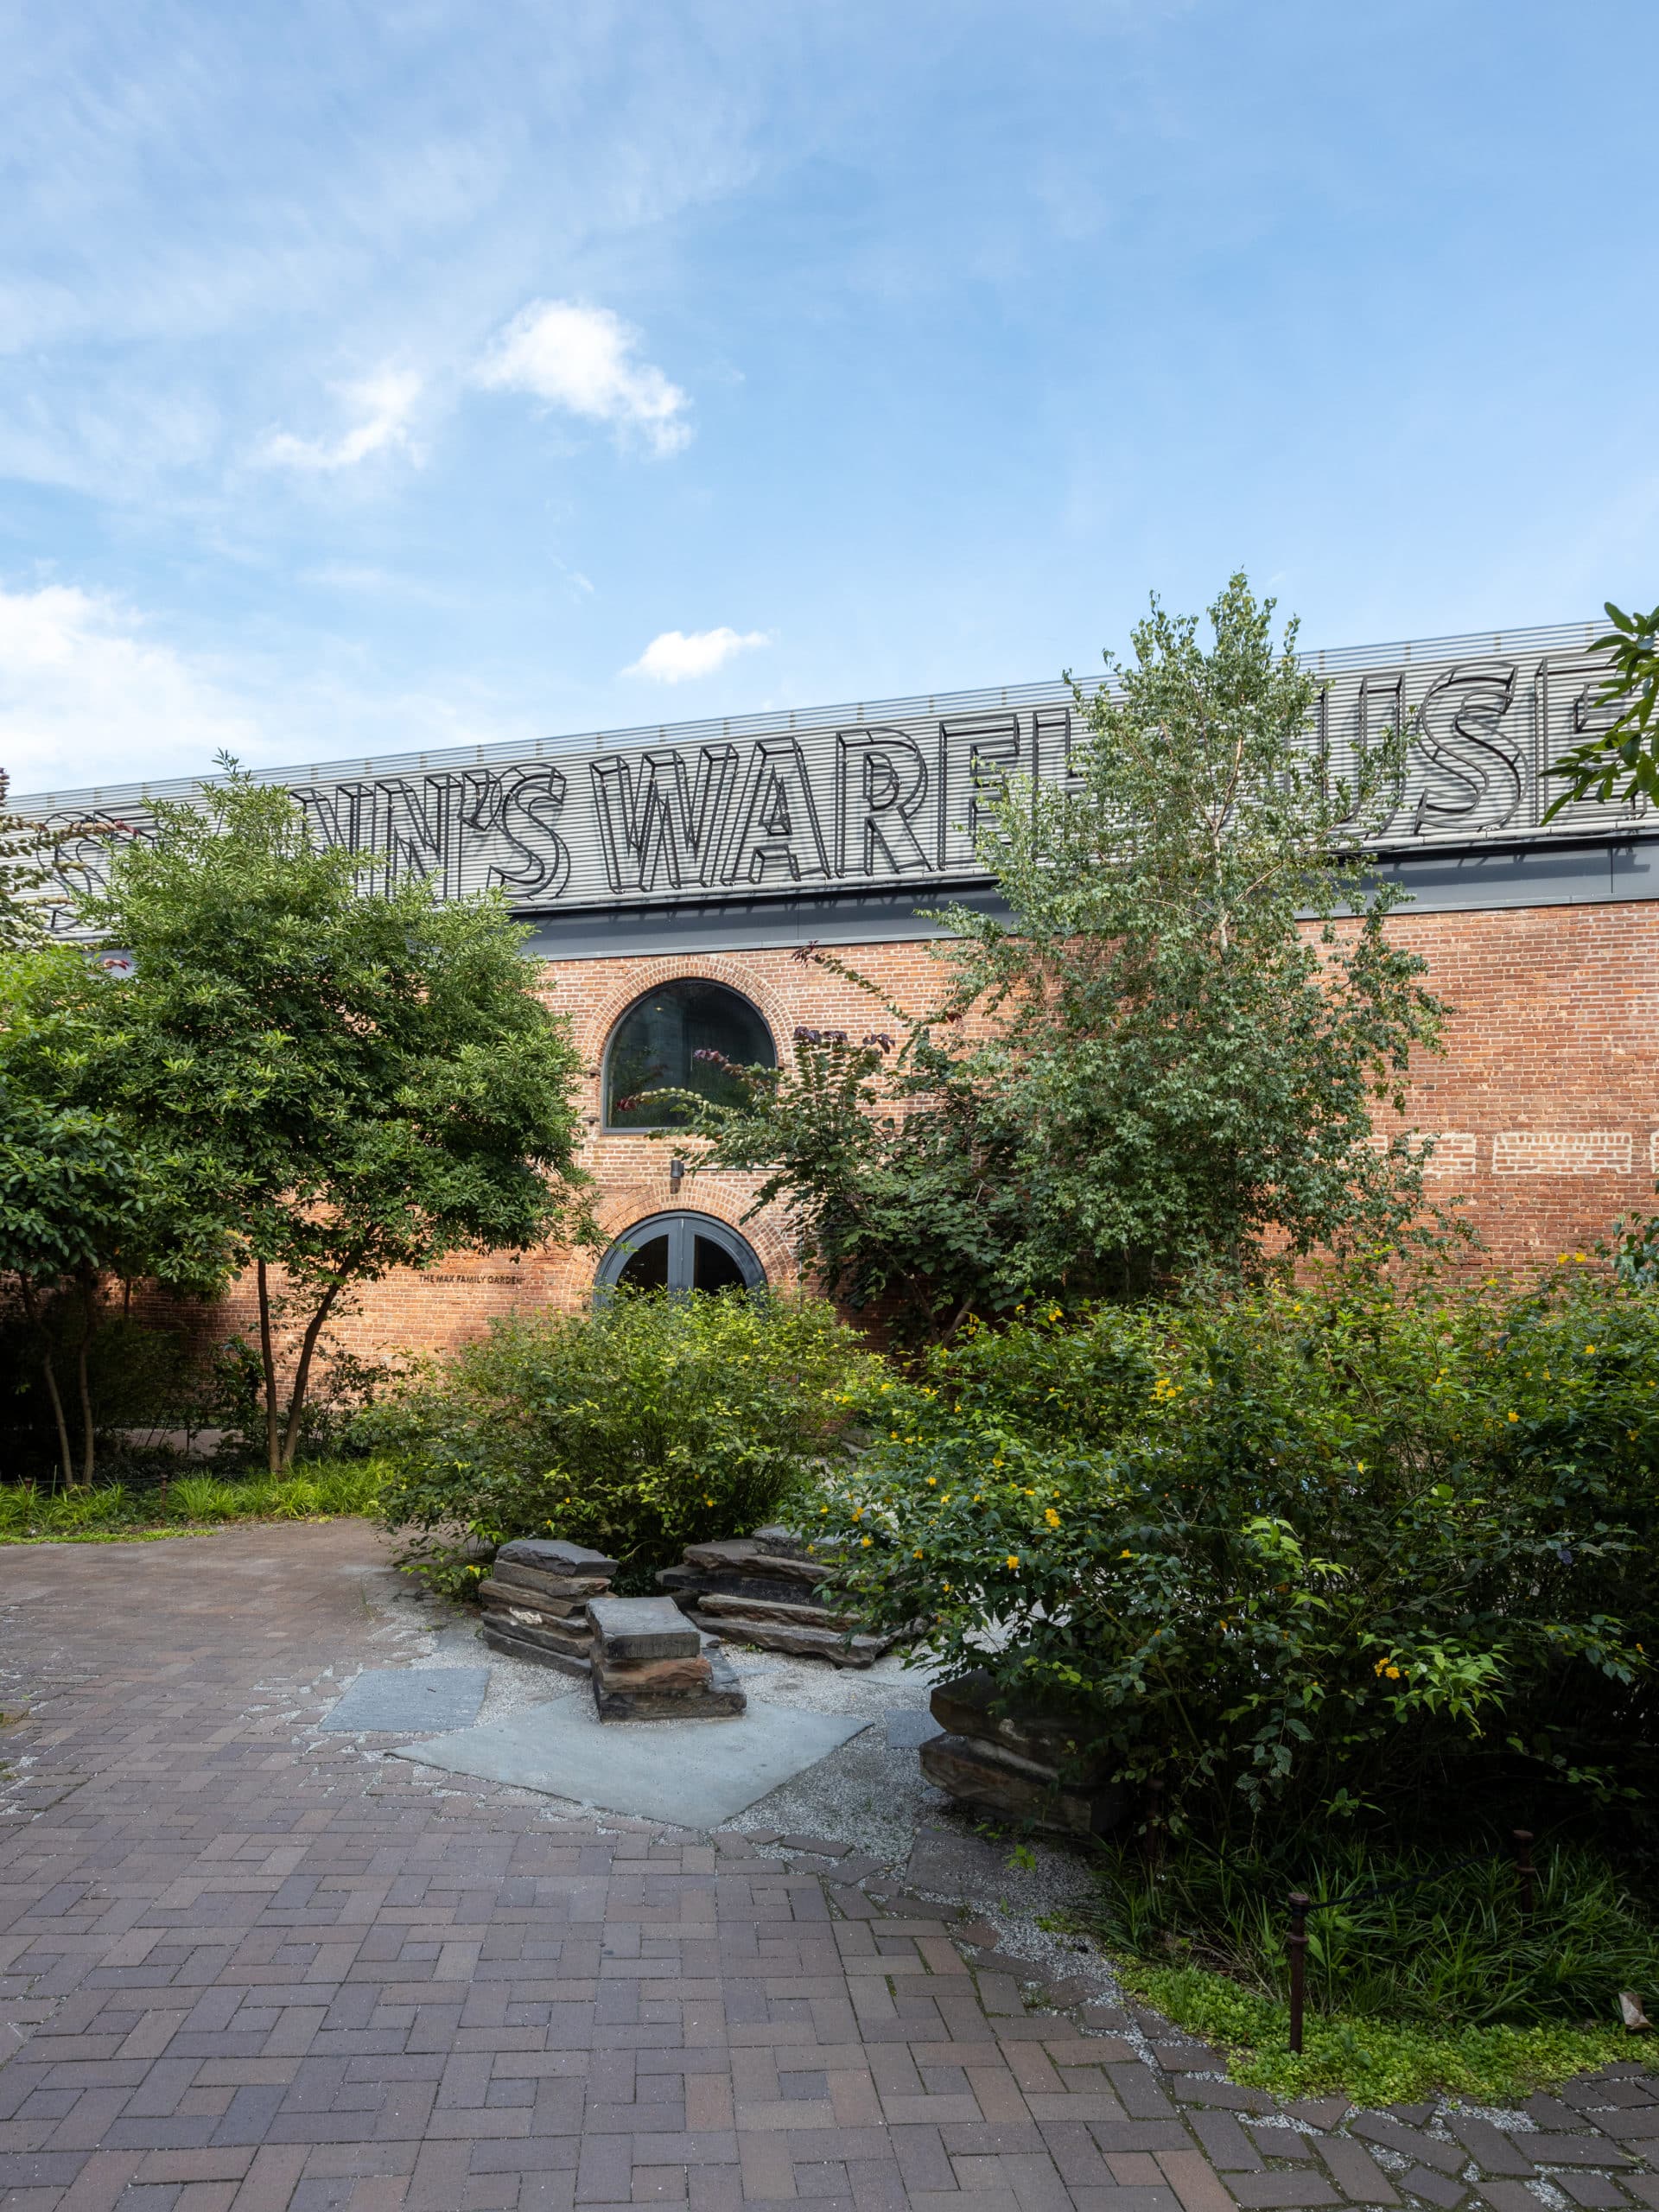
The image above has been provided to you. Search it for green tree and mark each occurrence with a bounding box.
[669,576,1449,1338]
[1544,601,1659,817]
[38,768,594,1471]
[0,950,229,1485]
[0,771,47,952]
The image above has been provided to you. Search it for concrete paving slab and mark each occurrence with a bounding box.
[887,1708,944,1749]
[396,1694,872,1826]
[321,1665,491,1732]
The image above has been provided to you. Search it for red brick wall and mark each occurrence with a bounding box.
[200,901,1659,1370]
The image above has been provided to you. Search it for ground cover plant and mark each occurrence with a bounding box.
[370,1287,880,1592]
[0,1458,385,1541]
[1080,1831,1656,2102]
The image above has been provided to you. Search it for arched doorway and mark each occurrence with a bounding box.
[594,1211,766,1295]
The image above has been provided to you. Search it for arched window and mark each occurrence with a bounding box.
[603,978,775,1130]
[594,1211,766,1295]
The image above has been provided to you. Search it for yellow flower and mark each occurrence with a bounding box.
[926,1476,937,1486]
[1120,1548,1133,1559]
[1586,1345,1597,1356]
[1506,1413,1518,1424]
[942,1580,952,1593]
[1006,1554,1020,1570]
[1373,1658,1386,1675]
[1386,1665,1401,1680]
[912,1548,925,1559]
[861,1535,872,1548]
[1045,1508,1061,1529]
[704,1496,715,1505]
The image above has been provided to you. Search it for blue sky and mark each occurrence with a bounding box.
[3,0,1655,794]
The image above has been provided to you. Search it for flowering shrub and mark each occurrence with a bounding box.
[370,1290,878,1592]
[823,1267,1658,1840]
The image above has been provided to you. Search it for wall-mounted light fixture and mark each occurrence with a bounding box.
[669,1157,684,1193]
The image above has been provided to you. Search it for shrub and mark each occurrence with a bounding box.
[369,1290,880,1593]
[825,1266,1658,1840]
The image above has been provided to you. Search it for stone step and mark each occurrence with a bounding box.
[918,1731,1126,1836]
[498,1535,620,1577]
[682,1538,834,1587]
[748,1524,843,1563]
[929,1669,1112,1782]
[489,1560,612,1603]
[696,1592,855,1630]
[593,1647,747,1723]
[593,1654,714,1694]
[480,1606,592,1658]
[477,1578,589,1621]
[686,1609,893,1667]
[480,1623,593,1677]
[658,1566,816,1608]
[588,1594,701,1663]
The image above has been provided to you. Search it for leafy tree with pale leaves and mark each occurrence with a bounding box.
[665,575,1450,1339]
[0,771,47,953]
[1544,601,1659,817]
[31,767,595,1471]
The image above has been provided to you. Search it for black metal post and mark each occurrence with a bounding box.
[1513,1830,1535,1923]
[1287,1891,1310,2056]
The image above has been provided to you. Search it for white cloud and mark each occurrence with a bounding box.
[253,367,424,474]
[622,626,772,683]
[475,301,691,456]
[0,583,262,794]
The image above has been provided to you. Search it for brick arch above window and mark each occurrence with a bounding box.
[540,951,798,1071]
[591,1181,798,1284]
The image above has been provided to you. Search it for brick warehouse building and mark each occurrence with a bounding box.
[17,613,1659,1361]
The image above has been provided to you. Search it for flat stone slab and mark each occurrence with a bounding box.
[321,1666,490,1733]
[397,1695,870,1826]
[498,1536,619,1575]
[887,1708,945,1749]
[588,1593,700,1661]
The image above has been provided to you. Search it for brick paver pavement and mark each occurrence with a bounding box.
[0,1523,1654,2212]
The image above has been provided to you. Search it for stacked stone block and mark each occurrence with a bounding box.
[478,1536,618,1675]
[588,1595,747,1720]
[920,1667,1126,1836]
[658,1524,899,1667]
